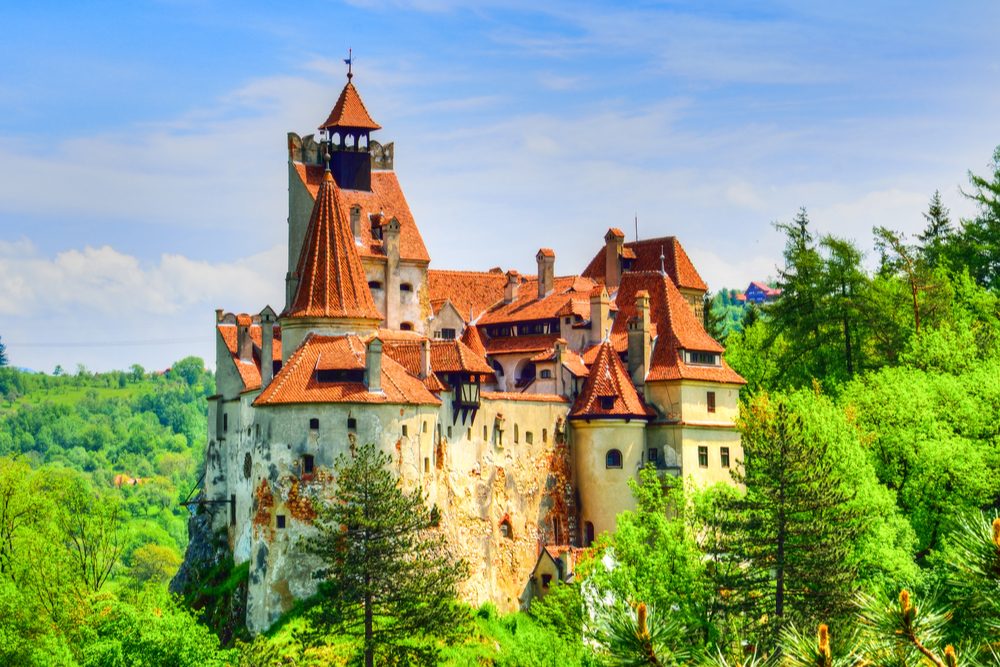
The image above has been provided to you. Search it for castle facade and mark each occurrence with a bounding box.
[200,74,745,632]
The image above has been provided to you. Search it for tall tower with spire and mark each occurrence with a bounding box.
[318,66,381,192]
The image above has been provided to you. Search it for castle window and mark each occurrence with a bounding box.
[648,448,658,464]
[317,369,365,383]
[483,425,488,440]
[585,521,595,547]
[707,391,716,413]
[371,221,383,240]
[348,417,357,432]
[606,449,623,469]
[447,426,452,439]
[439,328,456,340]
[309,418,319,431]
[402,425,408,437]
[513,424,519,444]
[721,447,730,468]
[525,431,534,445]
[541,574,552,589]
[468,428,472,440]
[542,429,548,443]
[230,494,236,526]
[276,515,286,529]
[303,454,314,475]
[368,280,383,290]
[688,351,720,366]
[698,446,709,468]
[540,369,552,379]
[223,413,228,433]
[600,396,615,411]
[424,457,430,474]
[422,421,428,433]
[400,322,414,331]
[490,360,504,377]
[400,283,413,292]
[499,517,513,539]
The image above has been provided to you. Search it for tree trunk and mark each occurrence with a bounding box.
[365,584,373,667]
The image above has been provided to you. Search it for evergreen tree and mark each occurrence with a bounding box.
[703,294,727,342]
[918,190,953,268]
[306,443,468,666]
[959,145,1000,289]
[0,336,6,367]
[818,236,868,379]
[713,393,863,648]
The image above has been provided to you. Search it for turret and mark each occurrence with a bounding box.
[318,66,381,192]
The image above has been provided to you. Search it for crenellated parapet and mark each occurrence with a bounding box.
[287,132,394,171]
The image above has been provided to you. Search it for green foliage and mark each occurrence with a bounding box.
[528,581,584,643]
[0,336,7,367]
[306,442,470,665]
[589,601,692,666]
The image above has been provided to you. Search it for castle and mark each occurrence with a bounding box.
[198,72,745,632]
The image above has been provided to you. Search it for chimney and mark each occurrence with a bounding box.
[604,228,624,290]
[259,306,277,388]
[420,338,431,379]
[589,287,610,345]
[366,337,383,393]
[536,248,555,299]
[350,205,362,240]
[215,308,224,323]
[627,290,651,386]
[384,218,401,329]
[554,338,567,397]
[237,315,253,363]
[504,270,520,304]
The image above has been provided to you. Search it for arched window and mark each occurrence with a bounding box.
[345,133,355,148]
[606,449,623,469]
[400,322,414,331]
[499,517,513,539]
[331,132,341,146]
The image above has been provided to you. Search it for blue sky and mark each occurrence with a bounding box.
[1,1,999,371]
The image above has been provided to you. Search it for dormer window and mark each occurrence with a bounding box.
[599,396,615,411]
[316,369,365,383]
[371,221,383,240]
[400,322,414,331]
[686,350,721,366]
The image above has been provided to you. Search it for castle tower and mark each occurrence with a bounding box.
[570,340,653,545]
[318,71,381,192]
[280,167,382,356]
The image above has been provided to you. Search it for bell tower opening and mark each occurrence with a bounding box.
[318,54,381,192]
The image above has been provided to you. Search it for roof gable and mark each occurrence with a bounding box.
[582,236,708,292]
[319,80,381,131]
[570,341,653,419]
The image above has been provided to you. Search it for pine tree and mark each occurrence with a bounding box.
[0,336,6,367]
[703,294,727,342]
[918,190,953,268]
[306,443,468,666]
[818,236,868,379]
[713,393,863,648]
[959,146,1000,289]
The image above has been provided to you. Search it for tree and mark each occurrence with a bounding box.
[0,337,7,367]
[714,392,865,647]
[306,443,469,666]
[818,235,868,379]
[958,145,1000,289]
[704,294,727,342]
[918,190,954,268]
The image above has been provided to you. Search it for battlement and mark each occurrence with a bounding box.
[287,132,394,171]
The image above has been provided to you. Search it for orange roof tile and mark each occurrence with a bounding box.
[481,392,569,403]
[479,275,597,326]
[427,269,507,322]
[319,80,381,131]
[255,334,441,406]
[571,341,654,420]
[528,345,590,378]
[460,324,487,357]
[582,236,708,292]
[295,165,430,263]
[431,340,494,374]
[287,170,381,321]
[218,323,283,392]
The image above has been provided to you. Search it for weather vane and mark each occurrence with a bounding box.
[344,48,353,80]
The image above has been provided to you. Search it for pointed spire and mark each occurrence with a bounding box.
[286,170,381,321]
[461,323,487,358]
[319,77,381,131]
[570,340,651,419]
[659,245,666,276]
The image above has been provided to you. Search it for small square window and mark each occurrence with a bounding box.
[309,418,319,430]
[707,391,716,413]
[698,446,709,468]
[600,396,615,410]
[721,447,730,468]
[541,574,552,589]
[347,417,357,431]
[276,515,286,529]
[648,448,658,463]
[525,432,534,445]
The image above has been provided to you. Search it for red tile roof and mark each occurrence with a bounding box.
[571,341,654,420]
[382,339,494,377]
[582,236,708,292]
[528,345,590,377]
[427,269,507,322]
[218,322,283,392]
[319,80,381,131]
[286,170,382,321]
[460,324,487,357]
[481,392,569,403]
[295,165,430,263]
[255,334,441,406]
[479,275,597,326]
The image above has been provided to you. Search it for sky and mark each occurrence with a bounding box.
[1,1,999,372]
